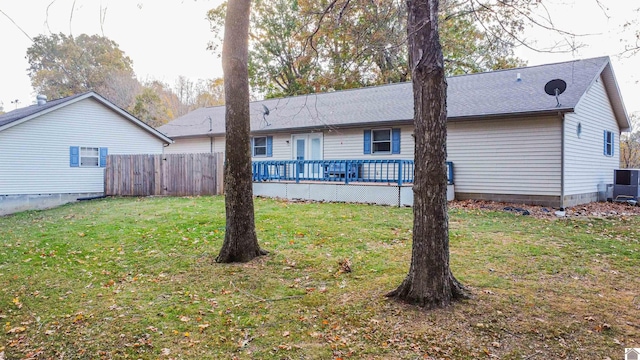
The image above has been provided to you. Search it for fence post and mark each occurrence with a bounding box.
[216,153,224,195]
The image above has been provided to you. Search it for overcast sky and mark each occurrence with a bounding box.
[0,0,638,115]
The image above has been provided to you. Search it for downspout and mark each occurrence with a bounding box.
[559,112,565,210]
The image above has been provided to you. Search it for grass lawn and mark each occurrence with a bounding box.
[1,196,638,359]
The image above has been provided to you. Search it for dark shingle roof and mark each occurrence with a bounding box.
[0,93,88,128]
[156,56,627,137]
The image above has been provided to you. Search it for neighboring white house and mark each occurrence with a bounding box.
[0,92,173,215]
[158,57,631,208]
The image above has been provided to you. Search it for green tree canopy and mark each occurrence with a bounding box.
[26,33,135,101]
[208,0,526,98]
[25,32,224,127]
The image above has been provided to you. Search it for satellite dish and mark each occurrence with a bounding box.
[544,79,567,107]
[261,104,271,126]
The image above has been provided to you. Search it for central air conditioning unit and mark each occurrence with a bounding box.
[613,169,640,202]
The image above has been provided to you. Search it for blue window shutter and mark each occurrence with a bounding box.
[363,130,371,154]
[392,128,401,154]
[603,130,607,155]
[99,147,108,167]
[266,136,273,157]
[70,146,79,167]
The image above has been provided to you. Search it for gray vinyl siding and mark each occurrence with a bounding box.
[564,75,620,196]
[324,126,414,159]
[163,136,226,154]
[165,134,285,160]
[164,137,210,154]
[447,117,562,196]
[0,98,164,196]
[193,128,415,161]
[213,137,226,153]
[251,133,290,161]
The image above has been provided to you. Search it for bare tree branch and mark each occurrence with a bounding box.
[0,9,34,41]
[469,0,581,54]
[69,0,77,36]
[100,4,108,37]
[45,0,58,34]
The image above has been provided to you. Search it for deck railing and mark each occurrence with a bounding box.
[252,160,454,186]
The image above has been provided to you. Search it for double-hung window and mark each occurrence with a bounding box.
[364,128,401,154]
[80,147,100,167]
[251,136,273,157]
[253,137,267,156]
[372,129,392,153]
[604,130,614,157]
[70,146,107,167]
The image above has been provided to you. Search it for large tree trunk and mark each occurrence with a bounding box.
[216,0,266,263]
[386,0,468,308]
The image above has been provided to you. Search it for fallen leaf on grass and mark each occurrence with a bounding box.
[44,330,55,335]
[238,337,253,348]
[161,348,171,356]
[6,327,26,334]
[595,323,611,332]
[73,314,84,323]
[338,258,351,273]
[179,316,190,322]
[198,324,210,332]
[12,298,22,309]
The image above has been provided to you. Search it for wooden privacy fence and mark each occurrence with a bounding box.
[105,153,224,196]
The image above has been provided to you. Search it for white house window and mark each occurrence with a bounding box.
[604,130,614,157]
[80,147,100,167]
[372,129,391,153]
[253,137,267,157]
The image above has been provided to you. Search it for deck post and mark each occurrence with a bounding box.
[397,161,403,186]
[345,160,350,185]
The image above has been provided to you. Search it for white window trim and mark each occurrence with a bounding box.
[604,130,614,157]
[253,136,268,157]
[80,146,100,167]
[372,128,392,154]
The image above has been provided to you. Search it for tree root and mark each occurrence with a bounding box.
[386,274,470,309]
[215,247,268,263]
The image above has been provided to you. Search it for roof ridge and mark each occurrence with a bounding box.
[196,56,611,110]
[447,56,610,79]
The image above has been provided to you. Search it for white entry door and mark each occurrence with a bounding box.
[292,133,323,178]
